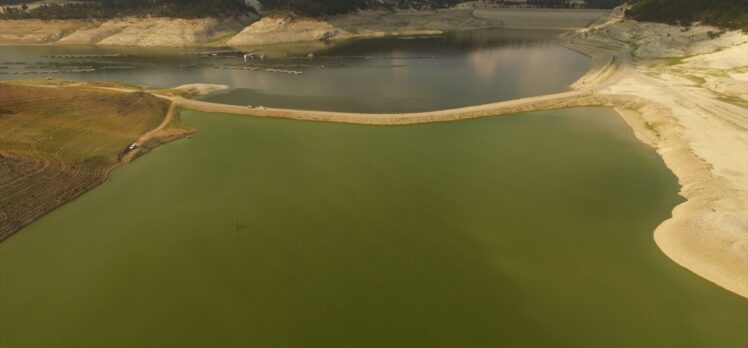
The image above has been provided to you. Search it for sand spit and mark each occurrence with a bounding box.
[172,9,748,298]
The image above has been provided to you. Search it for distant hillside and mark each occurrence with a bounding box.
[260,0,463,16]
[0,0,464,19]
[627,0,748,31]
[0,0,252,19]
[1,0,624,19]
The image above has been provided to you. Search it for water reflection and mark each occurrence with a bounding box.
[0,29,589,112]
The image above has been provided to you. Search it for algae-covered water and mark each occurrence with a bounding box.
[1,108,746,347]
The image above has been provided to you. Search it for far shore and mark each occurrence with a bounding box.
[0,8,607,49]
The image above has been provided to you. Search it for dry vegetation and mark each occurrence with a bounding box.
[0,82,190,241]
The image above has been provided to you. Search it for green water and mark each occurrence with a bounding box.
[1,108,746,347]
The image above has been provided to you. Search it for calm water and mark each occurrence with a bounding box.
[0,29,589,112]
[1,109,746,347]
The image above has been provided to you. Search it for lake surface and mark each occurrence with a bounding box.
[1,108,746,347]
[0,29,589,112]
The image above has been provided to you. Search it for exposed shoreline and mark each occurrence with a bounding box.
[0,8,606,49]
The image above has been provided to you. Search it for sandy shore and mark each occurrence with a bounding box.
[167,8,748,298]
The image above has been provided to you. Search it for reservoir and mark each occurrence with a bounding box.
[1,109,746,347]
[0,29,588,112]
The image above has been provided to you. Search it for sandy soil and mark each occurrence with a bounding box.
[597,18,748,298]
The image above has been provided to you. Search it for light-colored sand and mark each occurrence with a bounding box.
[598,19,748,297]
[169,89,595,124]
[168,8,748,298]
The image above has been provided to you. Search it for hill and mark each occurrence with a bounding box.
[1,0,624,19]
[0,0,252,19]
[627,0,748,31]
[0,81,191,241]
